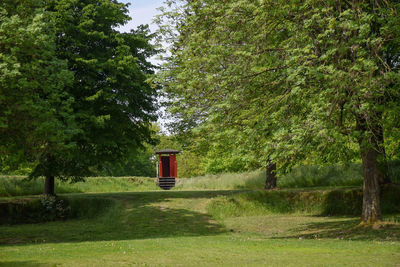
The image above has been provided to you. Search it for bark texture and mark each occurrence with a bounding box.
[361,148,381,223]
[265,160,277,189]
[44,175,55,196]
[376,125,391,185]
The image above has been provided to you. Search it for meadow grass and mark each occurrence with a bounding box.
[0,176,160,197]
[206,186,400,219]
[1,164,400,265]
[175,170,266,190]
[176,162,400,191]
[174,164,361,190]
[1,190,399,266]
[2,161,399,197]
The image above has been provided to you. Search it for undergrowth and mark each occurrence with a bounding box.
[0,196,117,224]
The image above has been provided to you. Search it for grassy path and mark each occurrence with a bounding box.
[1,190,399,266]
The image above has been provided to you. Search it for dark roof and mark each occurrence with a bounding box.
[155,149,180,154]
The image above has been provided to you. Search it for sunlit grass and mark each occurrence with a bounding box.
[0,176,160,197]
[2,161,399,197]
[0,190,399,266]
[176,162,400,191]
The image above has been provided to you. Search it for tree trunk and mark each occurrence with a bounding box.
[265,160,277,189]
[44,175,55,196]
[376,124,391,185]
[361,147,381,224]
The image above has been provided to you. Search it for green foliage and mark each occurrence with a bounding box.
[157,0,400,173]
[39,195,71,221]
[98,146,157,177]
[29,0,158,182]
[0,0,158,192]
[155,131,205,177]
[156,0,400,222]
[0,195,71,224]
[0,0,75,173]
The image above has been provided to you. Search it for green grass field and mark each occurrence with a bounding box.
[0,176,160,197]
[2,162,400,197]
[1,188,399,266]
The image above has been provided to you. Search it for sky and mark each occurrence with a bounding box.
[119,0,172,132]
[118,0,165,33]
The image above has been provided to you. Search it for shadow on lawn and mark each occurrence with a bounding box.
[275,216,400,241]
[0,190,237,246]
[0,261,50,267]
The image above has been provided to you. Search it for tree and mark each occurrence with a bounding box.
[98,145,157,177]
[1,0,158,195]
[0,0,75,182]
[156,0,353,182]
[157,0,400,223]
[279,0,400,224]
[156,0,284,182]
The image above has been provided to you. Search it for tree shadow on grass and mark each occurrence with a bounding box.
[97,189,246,201]
[273,216,400,241]
[0,261,52,267]
[0,190,238,246]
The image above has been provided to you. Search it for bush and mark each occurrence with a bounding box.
[40,195,71,221]
[0,195,71,224]
[0,196,116,225]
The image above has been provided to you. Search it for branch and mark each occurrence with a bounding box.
[244,65,288,79]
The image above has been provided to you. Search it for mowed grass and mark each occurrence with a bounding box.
[1,190,399,266]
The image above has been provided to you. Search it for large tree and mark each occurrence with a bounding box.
[0,0,75,179]
[281,0,400,224]
[1,0,158,195]
[157,0,400,223]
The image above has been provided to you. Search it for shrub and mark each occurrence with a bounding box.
[0,195,71,224]
[40,195,71,221]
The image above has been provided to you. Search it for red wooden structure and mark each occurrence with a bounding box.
[155,149,180,189]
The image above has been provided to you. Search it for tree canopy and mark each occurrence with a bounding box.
[157,0,400,223]
[0,0,158,194]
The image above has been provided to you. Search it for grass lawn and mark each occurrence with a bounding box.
[1,190,399,266]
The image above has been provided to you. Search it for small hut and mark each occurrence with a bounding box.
[155,149,180,190]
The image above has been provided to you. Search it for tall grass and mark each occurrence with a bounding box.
[1,161,399,196]
[176,162,400,190]
[207,186,400,219]
[0,176,160,197]
[175,164,362,190]
[175,170,265,190]
[278,163,363,188]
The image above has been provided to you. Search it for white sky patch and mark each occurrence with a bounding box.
[118,0,164,33]
[118,0,168,67]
